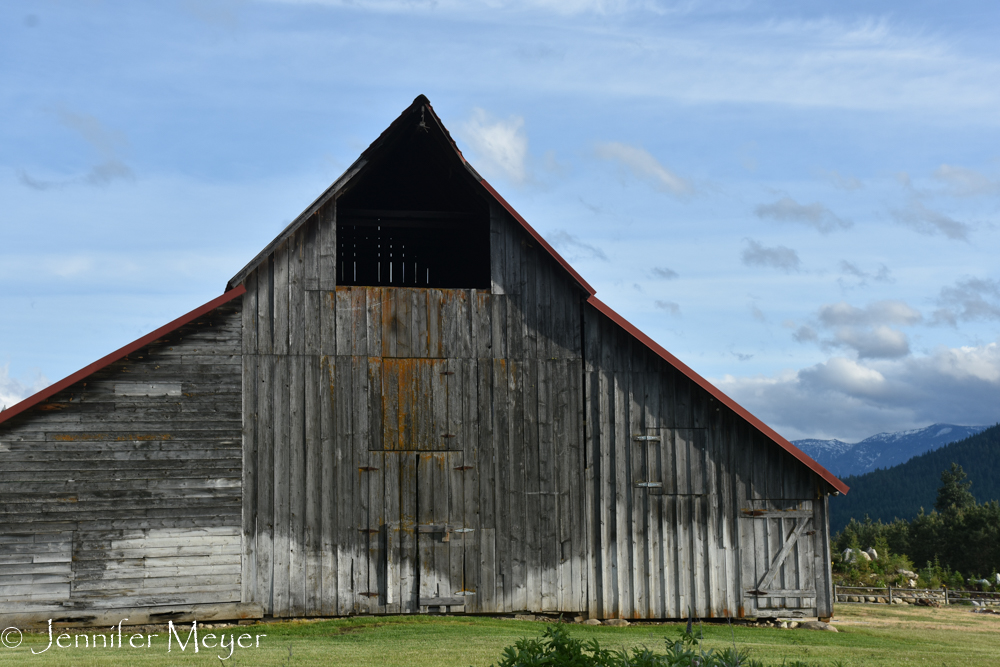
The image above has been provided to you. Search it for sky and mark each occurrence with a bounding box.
[2,0,999,442]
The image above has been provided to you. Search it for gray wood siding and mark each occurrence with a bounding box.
[582,302,831,619]
[0,301,243,615]
[241,201,589,617]
[240,198,835,620]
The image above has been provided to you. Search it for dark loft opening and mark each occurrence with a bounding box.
[336,108,490,289]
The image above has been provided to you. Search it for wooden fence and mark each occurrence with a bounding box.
[835,585,1000,606]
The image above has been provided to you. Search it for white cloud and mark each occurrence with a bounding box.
[890,199,972,240]
[740,238,800,272]
[828,325,910,359]
[838,260,893,287]
[595,142,693,196]
[650,266,679,279]
[933,164,1000,197]
[0,364,48,412]
[18,109,134,190]
[716,343,1000,441]
[654,299,680,315]
[547,229,608,261]
[802,300,921,359]
[932,277,1000,325]
[754,196,851,233]
[459,108,529,185]
[817,300,922,327]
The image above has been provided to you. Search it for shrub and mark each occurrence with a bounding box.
[482,624,780,667]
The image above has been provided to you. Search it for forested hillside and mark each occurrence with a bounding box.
[830,423,1000,533]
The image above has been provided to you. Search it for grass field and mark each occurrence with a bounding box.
[2,604,998,666]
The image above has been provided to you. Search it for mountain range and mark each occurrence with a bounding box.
[792,423,990,477]
[828,423,1000,533]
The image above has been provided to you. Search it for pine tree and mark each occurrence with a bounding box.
[935,463,975,513]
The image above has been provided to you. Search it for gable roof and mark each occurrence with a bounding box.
[227,95,594,295]
[1,97,846,496]
[227,95,848,495]
[0,286,246,427]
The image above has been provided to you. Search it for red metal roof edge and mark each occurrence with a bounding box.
[479,180,597,296]
[419,101,596,296]
[586,295,850,496]
[0,286,247,427]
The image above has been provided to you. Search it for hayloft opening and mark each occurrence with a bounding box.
[336,108,490,290]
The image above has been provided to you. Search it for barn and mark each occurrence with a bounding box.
[0,96,848,628]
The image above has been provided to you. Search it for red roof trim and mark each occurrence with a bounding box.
[586,295,849,495]
[479,180,596,296]
[0,286,246,427]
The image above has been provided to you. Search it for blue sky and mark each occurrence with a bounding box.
[2,0,999,441]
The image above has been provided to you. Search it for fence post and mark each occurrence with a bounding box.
[888,586,892,604]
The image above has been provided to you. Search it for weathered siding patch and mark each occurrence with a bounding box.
[0,300,243,620]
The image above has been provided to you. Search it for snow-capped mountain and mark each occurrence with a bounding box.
[793,424,990,478]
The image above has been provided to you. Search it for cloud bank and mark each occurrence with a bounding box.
[717,342,1000,441]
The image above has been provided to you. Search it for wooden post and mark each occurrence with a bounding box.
[887,586,892,604]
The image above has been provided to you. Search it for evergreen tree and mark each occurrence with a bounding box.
[935,463,975,512]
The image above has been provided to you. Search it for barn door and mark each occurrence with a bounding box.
[415,452,473,612]
[378,358,475,613]
[740,500,817,617]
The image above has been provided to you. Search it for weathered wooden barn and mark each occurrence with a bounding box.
[0,96,848,627]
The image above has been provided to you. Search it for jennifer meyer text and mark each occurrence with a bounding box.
[3,619,266,660]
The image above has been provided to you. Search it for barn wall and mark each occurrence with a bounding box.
[0,301,244,621]
[241,200,591,616]
[583,302,833,619]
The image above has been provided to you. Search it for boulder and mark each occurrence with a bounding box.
[514,614,536,621]
[841,548,855,562]
[582,619,602,626]
[865,548,878,561]
[603,618,630,627]
[897,569,917,579]
[788,621,800,629]
[799,621,838,632]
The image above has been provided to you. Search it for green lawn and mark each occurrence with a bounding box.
[2,604,998,666]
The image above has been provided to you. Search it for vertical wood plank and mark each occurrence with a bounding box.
[304,355,322,615]
[318,200,337,291]
[274,242,290,356]
[272,355,291,616]
[399,452,418,613]
[320,355,337,615]
[258,259,274,355]
[256,354,275,614]
[241,353,258,605]
[288,354,306,616]
[351,287,368,357]
[303,212,320,291]
[335,356,355,615]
